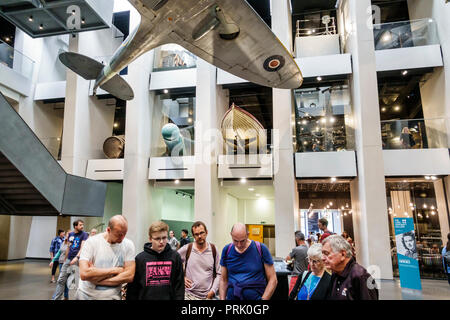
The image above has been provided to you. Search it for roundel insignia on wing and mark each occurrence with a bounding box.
[263,55,285,72]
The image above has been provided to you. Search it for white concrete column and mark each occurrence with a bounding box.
[345,0,393,279]
[435,178,450,246]
[60,34,116,176]
[9,30,46,260]
[121,48,157,251]
[194,59,228,243]
[407,0,450,146]
[271,0,298,258]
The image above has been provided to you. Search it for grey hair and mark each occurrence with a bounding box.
[322,235,353,258]
[307,243,323,259]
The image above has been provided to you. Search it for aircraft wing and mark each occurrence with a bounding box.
[128,0,302,89]
[166,0,303,89]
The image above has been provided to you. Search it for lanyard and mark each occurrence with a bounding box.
[305,276,320,300]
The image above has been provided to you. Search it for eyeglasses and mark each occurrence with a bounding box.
[193,231,206,237]
[308,259,322,265]
[152,236,168,242]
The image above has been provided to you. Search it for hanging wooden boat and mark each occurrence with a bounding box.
[221,103,267,153]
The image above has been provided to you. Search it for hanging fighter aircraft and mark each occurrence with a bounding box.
[59,0,303,101]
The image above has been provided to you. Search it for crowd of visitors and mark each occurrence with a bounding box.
[47,216,450,300]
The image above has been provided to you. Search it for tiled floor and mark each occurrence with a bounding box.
[0,259,448,300]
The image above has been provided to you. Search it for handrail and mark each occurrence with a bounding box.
[373,17,434,28]
[0,39,35,64]
[380,117,445,123]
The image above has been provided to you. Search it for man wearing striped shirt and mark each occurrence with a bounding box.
[178,221,221,300]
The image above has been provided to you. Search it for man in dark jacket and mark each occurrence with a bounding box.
[127,221,184,300]
[322,235,378,300]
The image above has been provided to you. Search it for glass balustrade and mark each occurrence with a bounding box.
[0,39,35,78]
[381,118,447,150]
[373,18,439,50]
[294,85,355,153]
[40,137,62,160]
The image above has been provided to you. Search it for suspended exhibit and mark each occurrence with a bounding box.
[58,0,303,101]
[221,103,267,154]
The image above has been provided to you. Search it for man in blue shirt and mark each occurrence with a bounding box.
[52,219,89,300]
[219,223,277,300]
[49,229,65,283]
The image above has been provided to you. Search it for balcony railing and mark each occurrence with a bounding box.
[296,16,337,37]
[294,86,354,152]
[373,18,439,50]
[153,44,197,72]
[0,39,35,78]
[381,118,448,150]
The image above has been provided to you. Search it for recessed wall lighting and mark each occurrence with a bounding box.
[394,105,401,112]
[39,24,44,30]
[382,32,392,42]
[28,16,33,22]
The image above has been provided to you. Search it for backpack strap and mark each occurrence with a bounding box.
[185,242,193,270]
[225,243,233,260]
[254,240,262,257]
[211,243,217,279]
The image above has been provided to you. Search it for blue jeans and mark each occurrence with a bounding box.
[52,260,77,300]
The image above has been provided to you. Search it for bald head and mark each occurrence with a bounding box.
[108,215,128,230]
[231,223,248,236]
[230,223,250,251]
[106,215,128,244]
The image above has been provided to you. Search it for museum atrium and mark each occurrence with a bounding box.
[0,0,449,295]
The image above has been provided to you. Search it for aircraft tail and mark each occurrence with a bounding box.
[59,52,134,101]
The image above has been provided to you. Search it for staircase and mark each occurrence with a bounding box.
[0,91,107,217]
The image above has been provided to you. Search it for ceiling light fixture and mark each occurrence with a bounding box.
[39,24,44,30]
[402,70,408,76]
[240,178,247,184]
[317,76,322,81]
[174,179,180,184]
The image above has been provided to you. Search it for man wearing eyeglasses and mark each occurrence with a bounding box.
[178,221,221,300]
[127,221,184,300]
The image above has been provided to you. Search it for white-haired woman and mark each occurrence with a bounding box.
[288,243,331,300]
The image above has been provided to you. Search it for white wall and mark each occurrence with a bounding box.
[26,217,57,259]
[242,199,275,225]
[38,36,69,83]
[160,189,195,221]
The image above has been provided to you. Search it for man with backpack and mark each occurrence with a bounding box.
[178,221,221,299]
[219,223,277,300]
